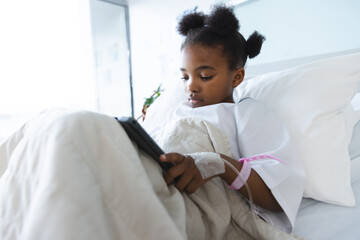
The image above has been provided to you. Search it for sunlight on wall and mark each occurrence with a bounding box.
[0,0,96,115]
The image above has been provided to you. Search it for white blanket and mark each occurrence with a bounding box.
[0,109,302,239]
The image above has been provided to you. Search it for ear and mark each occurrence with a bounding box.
[232,67,245,88]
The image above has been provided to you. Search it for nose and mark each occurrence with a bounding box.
[186,78,200,93]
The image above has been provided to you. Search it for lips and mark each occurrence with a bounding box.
[188,97,203,107]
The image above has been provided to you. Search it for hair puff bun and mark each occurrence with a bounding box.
[206,4,239,35]
[247,31,266,58]
[177,11,206,36]
[177,4,265,67]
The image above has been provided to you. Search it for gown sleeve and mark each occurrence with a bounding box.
[234,98,306,233]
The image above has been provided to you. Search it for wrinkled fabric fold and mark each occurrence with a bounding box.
[0,108,301,240]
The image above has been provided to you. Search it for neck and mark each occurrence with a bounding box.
[222,95,234,104]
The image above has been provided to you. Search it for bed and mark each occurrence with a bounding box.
[244,49,360,240]
[143,48,360,240]
[293,155,360,239]
[257,50,360,240]
[0,49,360,240]
[242,49,360,240]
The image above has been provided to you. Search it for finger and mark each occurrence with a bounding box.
[175,166,196,192]
[184,165,206,194]
[184,168,205,194]
[163,156,193,185]
[164,169,180,185]
[160,153,186,164]
[163,161,187,184]
[184,180,202,194]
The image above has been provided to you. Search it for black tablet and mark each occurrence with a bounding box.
[115,117,175,171]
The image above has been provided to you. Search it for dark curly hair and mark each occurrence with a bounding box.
[177,4,265,70]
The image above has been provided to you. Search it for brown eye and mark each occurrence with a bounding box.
[200,76,213,81]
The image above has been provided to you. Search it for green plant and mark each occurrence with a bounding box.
[143,84,163,107]
[138,84,164,121]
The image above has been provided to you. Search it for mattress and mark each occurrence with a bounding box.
[293,156,360,239]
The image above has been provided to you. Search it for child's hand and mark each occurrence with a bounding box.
[160,153,207,194]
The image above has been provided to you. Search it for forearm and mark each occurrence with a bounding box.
[218,154,282,212]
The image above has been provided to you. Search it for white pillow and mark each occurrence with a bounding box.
[237,53,360,206]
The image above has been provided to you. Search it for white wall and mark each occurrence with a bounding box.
[3,0,356,124]
[231,0,360,65]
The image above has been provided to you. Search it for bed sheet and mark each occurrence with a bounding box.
[293,156,360,239]
[0,109,299,240]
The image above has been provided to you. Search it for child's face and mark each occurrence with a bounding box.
[180,44,243,108]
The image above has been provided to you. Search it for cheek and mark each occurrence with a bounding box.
[182,82,188,92]
[224,75,235,90]
[212,77,233,92]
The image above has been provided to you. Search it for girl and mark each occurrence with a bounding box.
[158,5,306,234]
[0,4,305,239]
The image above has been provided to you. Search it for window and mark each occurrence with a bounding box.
[90,0,133,117]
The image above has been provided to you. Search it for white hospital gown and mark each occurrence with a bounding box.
[167,97,306,233]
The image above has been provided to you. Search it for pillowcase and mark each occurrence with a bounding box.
[237,53,360,206]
